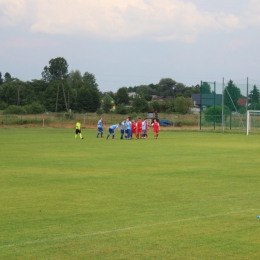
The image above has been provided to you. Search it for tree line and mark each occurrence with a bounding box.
[0,57,201,115]
[2,57,258,115]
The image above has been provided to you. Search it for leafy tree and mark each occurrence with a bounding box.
[174,97,193,114]
[158,78,176,97]
[116,87,129,105]
[42,58,68,82]
[1,79,17,105]
[89,89,100,112]
[82,72,99,91]
[67,70,83,90]
[238,106,246,115]
[224,80,242,111]
[174,83,186,96]
[205,105,230,123]
[249,85,260,109]
[201,82,211,94]
[0,101,8,110]
[77,87,94,112]
[43,81,71,112]
[184,86,200,97]
[23,102,45,114]
[3,105,26,115]
[43,81,63,112]
[132,94,149,113]
[25,79,48,106]
[102,96,113,113]
[4,72,11,81]
[115,103,128,114]
[159,101,174,113]
[42,57,69,112]
[150,100,160,112]
[0,72,3,85]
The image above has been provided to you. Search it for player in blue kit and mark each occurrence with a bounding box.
[125,118,132,139]
[106,123,119,140]
[142,119,147,138]
[96,117,104,138]
[120,119,126,139]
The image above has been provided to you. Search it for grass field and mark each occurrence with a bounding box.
[1,128,260,259]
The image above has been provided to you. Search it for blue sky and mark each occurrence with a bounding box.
[0,0,259,92]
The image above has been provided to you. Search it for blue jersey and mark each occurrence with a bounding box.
[97,119,103,128]
[110,124,119,130]
[125,121,131,130]
[120,121,125,130]
[142,121,147,131]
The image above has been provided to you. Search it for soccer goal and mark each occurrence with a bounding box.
[246,110,260,135]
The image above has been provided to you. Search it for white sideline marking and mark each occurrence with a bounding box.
[1,209,256,249]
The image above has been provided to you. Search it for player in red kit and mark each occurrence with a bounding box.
[145,120,149,138]
[152,119,160,139]
[131,120,136,139]
[137,118,142,139]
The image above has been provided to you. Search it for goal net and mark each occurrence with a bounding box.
[246,110,260,135]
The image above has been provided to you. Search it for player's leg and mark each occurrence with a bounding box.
[129,129,132,139]
[112,130,115,139]
[79,130,83,139]
[106,128,111,139]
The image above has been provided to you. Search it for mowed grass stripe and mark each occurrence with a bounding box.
[1,208,257,249]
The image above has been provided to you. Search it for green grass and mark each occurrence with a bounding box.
[1,129,260,259]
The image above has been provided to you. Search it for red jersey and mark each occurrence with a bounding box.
[132,122,136,133]
[153,122,159,132]
[137,120,142,132]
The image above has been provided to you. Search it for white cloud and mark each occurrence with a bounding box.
[0,0,258,42]
[0,0,28,26]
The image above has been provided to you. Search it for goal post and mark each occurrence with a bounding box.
[246,110,260,135]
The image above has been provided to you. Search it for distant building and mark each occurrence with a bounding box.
[237,97,247,107]
[152,95,174,102]
[191,94,222,108]
[128,92,138,98]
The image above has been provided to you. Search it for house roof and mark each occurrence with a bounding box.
[101,95,115,102]
[237,97,247,106]
[152,96,174,102]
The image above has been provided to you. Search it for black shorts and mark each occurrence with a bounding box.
[75,129,81,134]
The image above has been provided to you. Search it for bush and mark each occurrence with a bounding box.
[23,102,45,114]
[0,101,8,110]
[115,104,128,114]
[238,106,246,115]
[96,108,103,116]
[3,105,26,115]
[64,113,75,119]
[204,105,230,123]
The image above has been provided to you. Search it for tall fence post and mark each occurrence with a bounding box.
[222,77,225,132]
[200,81,202,130]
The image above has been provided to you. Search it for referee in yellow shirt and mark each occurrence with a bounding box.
[75,120,84,139]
